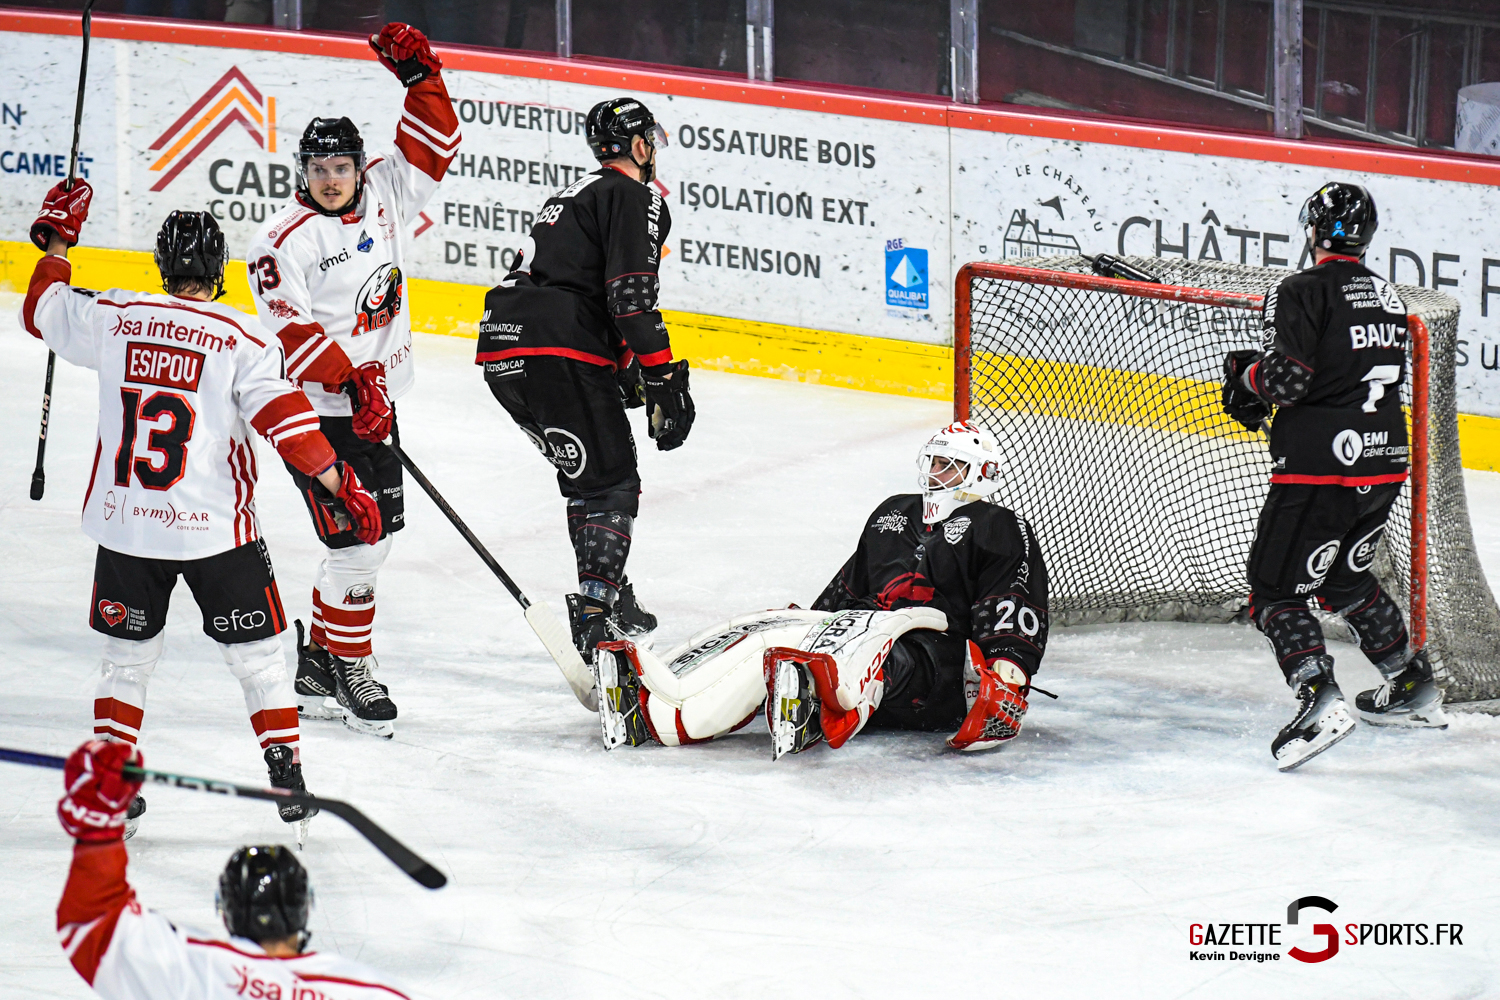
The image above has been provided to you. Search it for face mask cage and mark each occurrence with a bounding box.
[920,452,973,494]
[296,152,367,198]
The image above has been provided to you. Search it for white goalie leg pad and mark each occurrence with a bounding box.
[220,637,300,753]
[94,634,165,744]
[635,609,835,744]
[791,606,949,748]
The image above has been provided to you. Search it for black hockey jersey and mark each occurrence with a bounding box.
[813,494,1050,676]
[477,166,673,380]
[1248,256,1409,486]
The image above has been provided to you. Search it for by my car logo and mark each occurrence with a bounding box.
[1187,896,1464,964]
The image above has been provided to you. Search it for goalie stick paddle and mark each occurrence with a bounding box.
[384,440,597,708]
[0,747,447,890]
[31,0,97,502]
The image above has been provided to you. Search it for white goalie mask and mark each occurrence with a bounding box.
[917,421,1003,524]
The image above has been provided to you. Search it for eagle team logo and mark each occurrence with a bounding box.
[97,601,128,627]
[354,264,404,336]
[147,66,276,192]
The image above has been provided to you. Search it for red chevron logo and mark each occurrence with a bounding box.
[147,66,276,192]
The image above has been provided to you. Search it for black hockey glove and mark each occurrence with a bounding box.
[616,358,646,409]
[1221,349,1272,432]
[642,360,695,451]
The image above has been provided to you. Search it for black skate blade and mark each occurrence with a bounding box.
[341,711,396,739]
[1359,708,1449,729]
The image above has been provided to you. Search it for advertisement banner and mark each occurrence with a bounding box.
[4,25,1500,416]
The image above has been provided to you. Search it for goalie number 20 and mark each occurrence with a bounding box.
[995,598,1041,637]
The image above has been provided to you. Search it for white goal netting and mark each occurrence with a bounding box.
[958,255,1500,706]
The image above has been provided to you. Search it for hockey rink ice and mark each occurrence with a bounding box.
[3,298,1499,998]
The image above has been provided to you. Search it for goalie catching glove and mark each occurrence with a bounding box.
[642,360,695,450]
[947,645,1030,752]
[310,462,383,545]
[58,740,144,842]
[369,22,441,87]
[1221,349,1272,432]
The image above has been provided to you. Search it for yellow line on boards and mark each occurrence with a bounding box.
[4,239,1499,471]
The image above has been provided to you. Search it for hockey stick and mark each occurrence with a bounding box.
[31,0,96,502]
[0,746,446,889]
[385,440,596,708]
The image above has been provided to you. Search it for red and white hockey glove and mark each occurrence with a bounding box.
[30,178,93,251]
[58,740,143,842]
[369,23,441,87]
[947,646,1029,752]
[313,462,384,545]
[348,362,394,443]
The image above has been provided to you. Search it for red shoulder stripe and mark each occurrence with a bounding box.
[94,298,262,346]
[293,972,413,999]
[271,210,318,249]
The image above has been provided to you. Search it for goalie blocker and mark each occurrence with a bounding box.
[589,422,1049,757]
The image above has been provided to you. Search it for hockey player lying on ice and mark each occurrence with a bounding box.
[587,422,1050,758]
[55,740,409,1000]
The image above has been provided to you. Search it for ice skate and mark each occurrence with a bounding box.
[593,641,652,749]
[264,744,320,837]
[123,794,146,840]
[293,619,341,721]
[1355,650,1448,728]
[1273,656,1356,771]
[766,652,823,760]
[566,594,612,663]
[332,654,397,739]
[609,582,657,649]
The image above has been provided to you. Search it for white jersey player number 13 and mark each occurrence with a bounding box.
[244,22,461,740]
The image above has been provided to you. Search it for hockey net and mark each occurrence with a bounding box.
[955,255,1500,706]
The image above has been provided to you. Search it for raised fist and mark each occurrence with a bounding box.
[369,23,441,87]
[348,361,394,442]
[58,740,143,842]
[31,178,93,251]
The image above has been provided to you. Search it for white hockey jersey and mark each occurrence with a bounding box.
[245,74,460,417]
[21,256,336,561]
[58,842,415,1000]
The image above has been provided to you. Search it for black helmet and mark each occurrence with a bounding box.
[217,846,312,946]
[586,97,667,182]
[1300,182,1378,256]
[154,210,227,299]
[297,117,366,216]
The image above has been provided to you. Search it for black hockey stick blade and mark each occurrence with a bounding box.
[0,747,446,889]
[1088,253,1163,284]
[31,349,56,501]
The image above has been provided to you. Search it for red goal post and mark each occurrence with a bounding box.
[950,257,1500,704]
